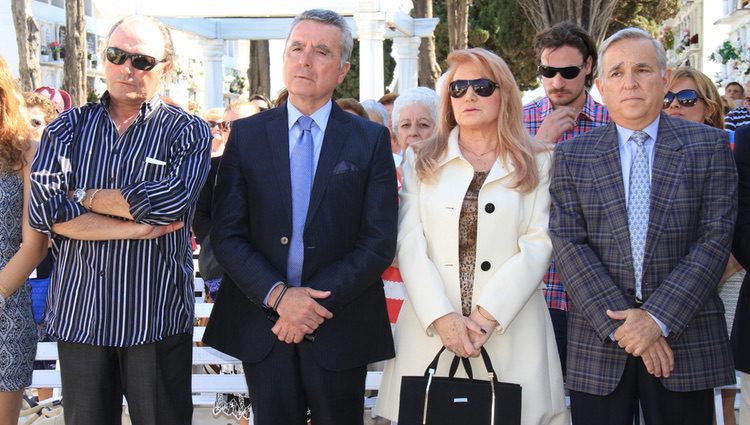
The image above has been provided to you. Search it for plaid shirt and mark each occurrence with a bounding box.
[523,93,610,310]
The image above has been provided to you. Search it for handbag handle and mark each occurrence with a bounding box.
[424,346,498,382]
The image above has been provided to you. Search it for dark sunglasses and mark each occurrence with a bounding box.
[537,64,585,80]
[106,47,166,71]
[207,120,231,131]
[448,79,499,98]
[662,89,702,109]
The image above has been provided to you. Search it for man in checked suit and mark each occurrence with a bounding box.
[549,27,737,424]
[202,9,398,425]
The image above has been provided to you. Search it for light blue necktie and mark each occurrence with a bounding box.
[627,131,650,302]
[286,116,314,286]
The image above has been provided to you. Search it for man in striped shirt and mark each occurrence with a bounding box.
[523,21,610,376]
[29,16,210,425]
[725,80,750,131]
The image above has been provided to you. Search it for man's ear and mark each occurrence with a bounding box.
[337,62,351,84]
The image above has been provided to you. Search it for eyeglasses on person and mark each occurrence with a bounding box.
[662,89,702,109]
[448,79,499,98]
[207,121,231,131]
[537,64,585,80]
[105,47,167,71]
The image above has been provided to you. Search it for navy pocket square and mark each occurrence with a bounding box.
[333,161,360,174]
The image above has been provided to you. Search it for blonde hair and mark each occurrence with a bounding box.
[668,68,725,129]
[415,48,547,192]
[0,56,30,173]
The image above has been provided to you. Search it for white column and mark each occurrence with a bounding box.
[391,36,421,93]
[353,12,386,101]
[203,40,225,109]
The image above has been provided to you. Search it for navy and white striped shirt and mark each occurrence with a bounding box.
[28,93,211,347]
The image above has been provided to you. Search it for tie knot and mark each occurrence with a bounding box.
[629,131,649,147]
[298,115,314,132]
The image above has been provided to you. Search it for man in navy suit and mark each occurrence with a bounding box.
[202,9,398,425]
[550,27,736,424]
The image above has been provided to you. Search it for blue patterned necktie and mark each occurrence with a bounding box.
[287,116,314,286]
[627,130,650,302]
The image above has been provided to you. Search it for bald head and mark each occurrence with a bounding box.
[106,16,174,64]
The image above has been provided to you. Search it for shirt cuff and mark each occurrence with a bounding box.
[121,182,151,222]
[646,311,670,337]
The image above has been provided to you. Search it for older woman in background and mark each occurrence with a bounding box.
[380,87,439,326]
[375,48,567,424]
[390,87,439,156]
[0,56,49,424]
[664,67,741,425]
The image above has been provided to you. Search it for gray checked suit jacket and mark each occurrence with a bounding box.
[549,113,737,395]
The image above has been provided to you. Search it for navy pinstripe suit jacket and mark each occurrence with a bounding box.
[203,102,397,371]
[550,113,737,395]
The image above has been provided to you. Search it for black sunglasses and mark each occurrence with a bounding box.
[537,64,585,80]
[663,89,702,109]
[448,79,499,98]
[207,120,231,131]
[106,47,166,71]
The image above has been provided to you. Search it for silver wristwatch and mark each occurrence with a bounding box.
[73,188,87,206]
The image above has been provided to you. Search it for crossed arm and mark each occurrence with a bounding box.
[29,117,210,241]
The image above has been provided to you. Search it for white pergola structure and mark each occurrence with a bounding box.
[136,0,438,107]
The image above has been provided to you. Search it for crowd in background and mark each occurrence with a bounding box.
[0,9,749,425]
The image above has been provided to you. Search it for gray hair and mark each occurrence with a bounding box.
[288,9,353,68]
[361,99,389,126]
[391,87,439,137]
[598,27,667,79]
[106,16,175,64]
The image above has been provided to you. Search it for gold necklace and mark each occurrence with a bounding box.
[459,142,496,159]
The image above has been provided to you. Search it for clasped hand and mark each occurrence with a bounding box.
[271,286,333,344]
[432,313,488,358]
[607,308,674,377]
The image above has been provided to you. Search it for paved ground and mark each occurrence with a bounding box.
[188,408,391,424]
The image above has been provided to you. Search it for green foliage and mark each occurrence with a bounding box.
[335,39,360,99]
[710,40,742,64]
[335,39,396,99]
[432,0,538,90]
[428,0,681,92]
[433,1,450,72]
[610,0,680,37]
[470,0,539,91]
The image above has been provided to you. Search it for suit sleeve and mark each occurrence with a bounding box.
[395,149,457,333]
[193,157,219,244]
[549,144,633,341]
[733,126,750,268]
[210,127,284,305]
[475,152,553,333]
[307,126,398,312]
[642,133,737,337]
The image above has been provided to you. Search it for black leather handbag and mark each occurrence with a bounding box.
[397,346,521,425]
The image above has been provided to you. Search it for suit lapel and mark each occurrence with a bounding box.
[642,115,684,271]
[591,123,634,268]
[306,103,347,227]
[266,109,293,222]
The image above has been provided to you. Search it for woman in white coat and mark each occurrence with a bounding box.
[375,48,568,425]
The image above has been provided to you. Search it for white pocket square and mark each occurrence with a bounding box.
[145,157,166,166]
